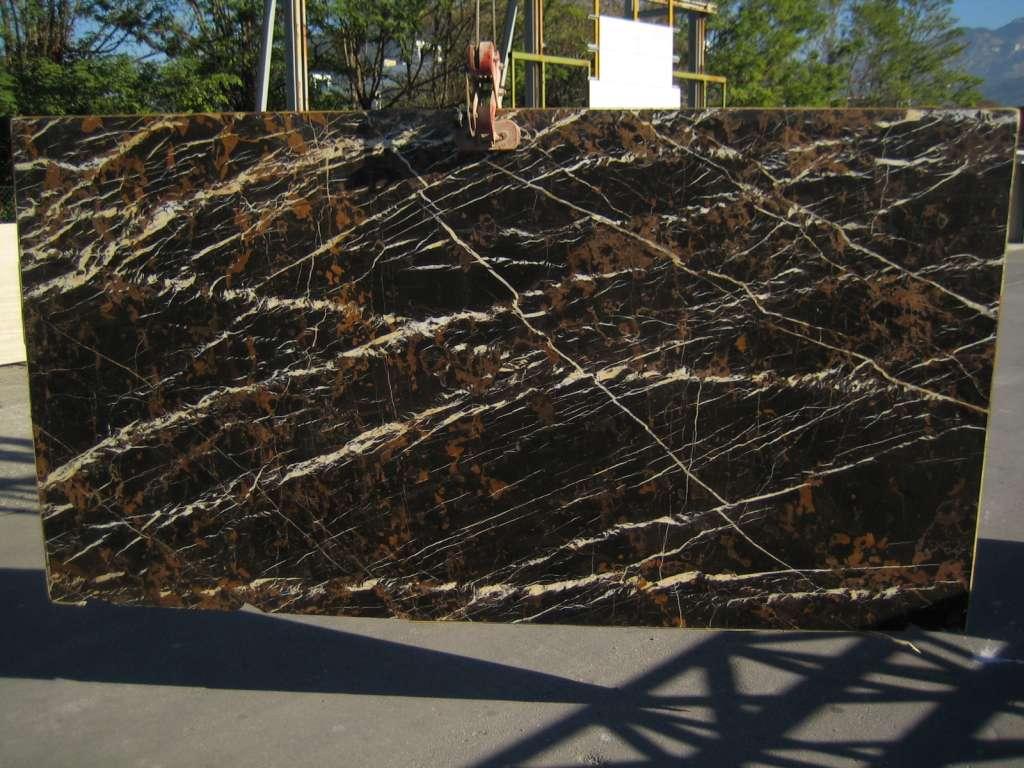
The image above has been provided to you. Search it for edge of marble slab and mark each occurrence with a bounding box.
[966,108,1024,637]
[966,111,1024,598]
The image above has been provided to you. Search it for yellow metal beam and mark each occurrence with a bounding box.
[514,51,592,69]
[672,70,727,107]
[510,51,592,108]
[672,70,726,84]
[646,0,716,13]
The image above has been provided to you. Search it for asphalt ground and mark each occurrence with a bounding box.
[0,248,1022,767]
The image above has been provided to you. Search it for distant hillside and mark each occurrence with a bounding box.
[960,17,1024,106]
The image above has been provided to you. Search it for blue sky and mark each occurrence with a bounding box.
[951,0,1021,29]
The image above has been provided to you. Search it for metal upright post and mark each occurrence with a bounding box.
[523,0,541,107]
[499,1,519,90]
[299,0,309,107]
[687,10,706,108]
[1010,138,1024,242]
[255,0,276,111]
[538,0,544,105]
[284,0,309,111]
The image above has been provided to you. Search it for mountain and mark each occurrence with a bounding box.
[959,17,1024,106]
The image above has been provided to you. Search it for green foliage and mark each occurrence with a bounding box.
[0,0,172,114]
[0,0,989,115]
[0,0,986,114]
[707,0,979,108]
[0,65,18,115]
[844,0,982,106]
[143,58,243,113]
[708,0,847,106]
[3,55,151,115]
[308,0,470,109]
[131,0,276,111]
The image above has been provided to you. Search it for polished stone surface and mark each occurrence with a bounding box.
[11,109,1019,628]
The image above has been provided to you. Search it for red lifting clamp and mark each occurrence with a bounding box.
[462,41,521,151]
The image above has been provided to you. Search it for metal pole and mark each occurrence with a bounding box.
[284,0,308,111]
[299,0,309,107]
[284,0,295,108]
[523,0,541,107]
[687,11,706,108]
[538,0,545,107]
[255,0,276,111]
[499,0,519,90]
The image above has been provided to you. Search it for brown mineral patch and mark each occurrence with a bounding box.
[719,533,753,568]
[215,133,240,178]
[227,249,253,277]
[488,477,509,498]
[221,132,239,156]
[44,163,61,191]
[287,130,307,154]
[325,263,344,285]
[781,480,819,533]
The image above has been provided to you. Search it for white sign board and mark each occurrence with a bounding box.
[0,224,25,364]
[588,15,681,109]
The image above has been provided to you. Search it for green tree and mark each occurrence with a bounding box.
[2,55,150,114]
[0,0,167,114]
[0,65,16,114]
[308,0,471,109]
[707,0,847,106]
[843,0,981,106]
[143,57,243,112]
[123,0,274,111]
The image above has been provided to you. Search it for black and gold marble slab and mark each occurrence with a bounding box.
[11,109,1020,629]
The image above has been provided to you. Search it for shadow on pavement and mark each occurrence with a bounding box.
[0,567,599,702]
[2,565,1023,766]
[970,538,1024,641]
[471,626,1024,767]
[0,435,37,514]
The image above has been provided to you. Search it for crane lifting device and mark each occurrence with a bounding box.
[460,1,522,150]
